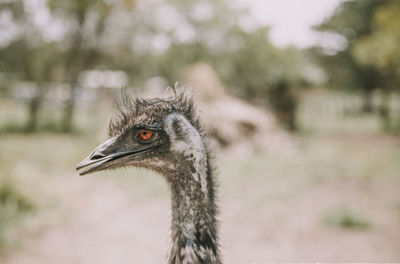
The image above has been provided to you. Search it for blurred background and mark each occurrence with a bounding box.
[0,0,399,263]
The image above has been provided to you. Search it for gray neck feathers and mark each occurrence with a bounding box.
[164,113,221,264]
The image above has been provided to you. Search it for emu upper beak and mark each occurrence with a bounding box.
[76,137,153,176]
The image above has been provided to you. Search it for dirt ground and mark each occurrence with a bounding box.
[2,134,400,264]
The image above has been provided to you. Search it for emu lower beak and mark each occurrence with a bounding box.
[76,137,152,176]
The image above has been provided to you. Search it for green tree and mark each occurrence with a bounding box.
[352,0,400,129]
[0,0,62,132]
[315,0,385,114]
[48,0,113,132]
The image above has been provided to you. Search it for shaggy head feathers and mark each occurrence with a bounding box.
[108,90,204,138]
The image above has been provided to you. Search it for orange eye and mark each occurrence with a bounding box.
[138,130,153,141]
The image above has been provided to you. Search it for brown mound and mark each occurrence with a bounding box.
[183,63,292,155]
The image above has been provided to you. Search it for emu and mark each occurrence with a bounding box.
[76,91,222,264]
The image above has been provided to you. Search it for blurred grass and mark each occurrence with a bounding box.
[0,90,399,255]
[324,207,371,230]
[0,182,35,248]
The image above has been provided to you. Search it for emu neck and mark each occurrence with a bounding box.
[167,155,220,264]
[163,112,221,264]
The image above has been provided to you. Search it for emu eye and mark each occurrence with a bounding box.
[138,130,153,141]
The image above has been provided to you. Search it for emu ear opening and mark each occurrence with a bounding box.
[164,113,204,153]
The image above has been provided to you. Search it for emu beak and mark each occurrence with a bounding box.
[76,137,153,176]
[76,137,119,176]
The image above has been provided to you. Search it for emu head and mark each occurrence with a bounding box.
[76,92,206,179]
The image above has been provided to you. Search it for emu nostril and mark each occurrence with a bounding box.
[91,154,105,160]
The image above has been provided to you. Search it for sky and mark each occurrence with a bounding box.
[237,0,346,48]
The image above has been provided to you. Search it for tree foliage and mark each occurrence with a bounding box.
[316,0,400,130]
[315,0,386,114]
[352,0,400,83]
[0,0,318,132]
